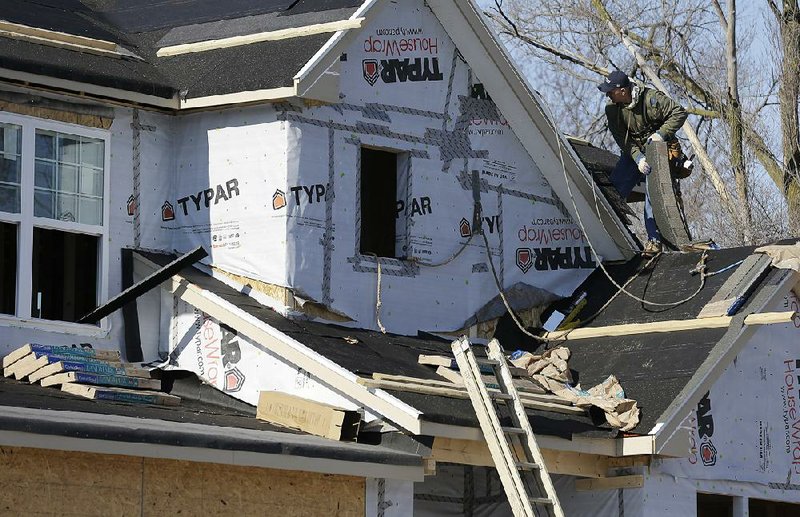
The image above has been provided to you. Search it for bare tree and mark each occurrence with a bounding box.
[486,0,798,246]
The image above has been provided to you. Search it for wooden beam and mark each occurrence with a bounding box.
[77,247,207,324]
[357,378,583,415]
[543,310,796,341]
[257,391,361,441]
[157,18,365,57]
[0,20,118,51]
[430,437,609,477]
[574,475,643,491]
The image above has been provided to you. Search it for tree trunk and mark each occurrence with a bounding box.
[779,0,800,234]
[726,0,753,243]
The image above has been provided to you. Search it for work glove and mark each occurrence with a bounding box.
[646,132,664,145]
[637,156,651,175]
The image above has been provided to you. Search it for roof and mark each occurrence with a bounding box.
[0,369,423,479]
[542,243,798,445]
[136,243,799,451]
[135,250,619,441]
[0,0,362,101]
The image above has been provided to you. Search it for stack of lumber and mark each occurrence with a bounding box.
[2,343,178,406]
[355,354,586,416]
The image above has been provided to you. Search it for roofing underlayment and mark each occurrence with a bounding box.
[133,245,798,445]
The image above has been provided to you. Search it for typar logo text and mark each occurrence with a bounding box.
[363,58,444,85]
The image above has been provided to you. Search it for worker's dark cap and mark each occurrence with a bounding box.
[598,70,630,93]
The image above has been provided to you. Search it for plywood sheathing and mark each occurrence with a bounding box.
[0,446,365,517]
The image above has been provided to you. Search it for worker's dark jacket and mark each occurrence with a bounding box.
[605,87,688,164]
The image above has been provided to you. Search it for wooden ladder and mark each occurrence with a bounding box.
[451,337,564,517]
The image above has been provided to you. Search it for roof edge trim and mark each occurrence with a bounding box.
[179,86,297,109]
[0,429,423,481]
[0,68,178,108]
[157,18,365,57]
[0,19,117,52]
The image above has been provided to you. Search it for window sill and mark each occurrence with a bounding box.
[0,314,109,338]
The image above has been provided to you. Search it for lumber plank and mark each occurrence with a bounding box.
[2,343,120,369]
[574,475,644,491]
[357,378,584,415]
[40,371,161,390]
[543,310,797,341]
[419,354,528,376]
[371,373,567,405]
[61,383,179,406]
[257,391,360,441]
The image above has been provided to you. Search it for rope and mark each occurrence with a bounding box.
[415,233,474,267]
[368,253,387,334]
[545,101,708,308]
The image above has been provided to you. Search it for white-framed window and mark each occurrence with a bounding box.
[0,112,109,325]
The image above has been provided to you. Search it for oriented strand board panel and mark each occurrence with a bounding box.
[0,446,366,517]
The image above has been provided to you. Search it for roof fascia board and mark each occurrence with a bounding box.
[425,0,634,260]
[179,86,297,110]
[134,253,423,434]
[0,67,179,109]
[157,18,365,57]
[652,269,799,454]
[293,0,384,100]
[0,20,117,52]
[0,429,423,481]
[419,421,653,457]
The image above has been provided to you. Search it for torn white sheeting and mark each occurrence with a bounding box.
[510,347,640,431]
[164,299,374,417]
[755,242,800,271]
[659,290,800,484]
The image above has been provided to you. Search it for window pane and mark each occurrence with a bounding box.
[0,154,20,184]
[79,196,102,225]
[0,124,21,155]
[34,189,55,218]
[79,167,103,196]
[31,227,98,322]
[35,130,56,160]
[34,130,104,226]
[0,221,16,315]
[0,184,20,214]
[34,160,55,189]
[57,193,77,222]
[58,134,80,163]
[58,163,78,193]
[81,138,104,168]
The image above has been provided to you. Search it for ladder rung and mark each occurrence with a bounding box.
[529,497,554,506]
[490,392,513,400]
[475,358,500,366]
[502,426,526,435]
[515,461,542,471]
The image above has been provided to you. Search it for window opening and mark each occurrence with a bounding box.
[31,227,99,322]
[0,122,22,214]
[697,493,733,517]
[360,147,408,258]
[749,498,800,516]
[0,221,16,315]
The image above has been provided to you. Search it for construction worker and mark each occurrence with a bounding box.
[598,70,690,255]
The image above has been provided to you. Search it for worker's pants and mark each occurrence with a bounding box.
[610,154,661,242]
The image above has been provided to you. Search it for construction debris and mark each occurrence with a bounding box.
[2,343,177,406]
[510,347,640,431]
